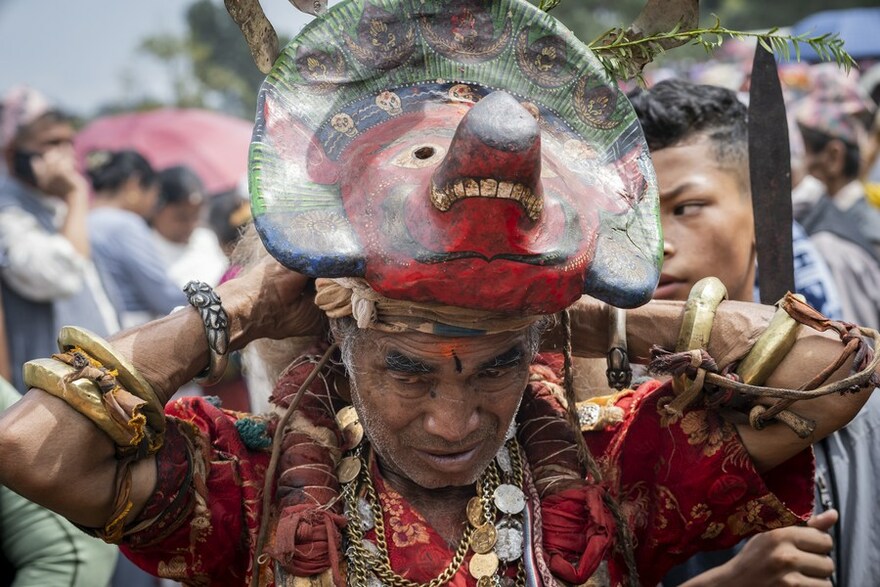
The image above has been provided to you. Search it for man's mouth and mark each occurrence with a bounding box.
[413,445,481,472]
[654,274,687,300]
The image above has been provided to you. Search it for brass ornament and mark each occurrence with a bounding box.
[469,552,500,579]
[342,420,365,451]
[467,496,484,526]
[337,455,362,483]
[469,522,498,555]
[336,405,359,430]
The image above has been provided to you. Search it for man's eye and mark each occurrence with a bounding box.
[388,371,424,385]
[478,368,505,379]
[673,202,705,216]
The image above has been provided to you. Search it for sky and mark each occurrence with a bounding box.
[0,0,313,117]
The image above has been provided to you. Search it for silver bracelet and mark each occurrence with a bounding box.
[183,280,230,385]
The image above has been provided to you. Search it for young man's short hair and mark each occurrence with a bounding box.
[628,79,749,190]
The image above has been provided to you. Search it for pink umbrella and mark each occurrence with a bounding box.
[75,108,253,194]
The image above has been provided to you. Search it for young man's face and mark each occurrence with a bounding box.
[651,136,756,302]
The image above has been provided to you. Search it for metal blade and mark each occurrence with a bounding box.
[749,41,794,304]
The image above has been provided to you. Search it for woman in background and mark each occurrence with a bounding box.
[151,165,227,288]
[87,150,185,328]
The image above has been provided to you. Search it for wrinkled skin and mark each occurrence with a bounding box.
[346,327,532,489]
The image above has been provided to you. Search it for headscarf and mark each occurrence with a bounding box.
[795,64,875,145]
[0,85,52,149]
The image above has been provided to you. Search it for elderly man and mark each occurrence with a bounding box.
[0,1,875,586]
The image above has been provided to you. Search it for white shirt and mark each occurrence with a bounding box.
[0,196,87,301]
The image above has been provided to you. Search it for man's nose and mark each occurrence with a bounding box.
[422,385,481,444]
[663,238,676,258]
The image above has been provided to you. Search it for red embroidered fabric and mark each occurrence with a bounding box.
[121,371,813,586]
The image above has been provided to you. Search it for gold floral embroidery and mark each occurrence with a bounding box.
[728,495,794,536]
[389,517,432,548]
[679,410,734,457]
[701,522,725,540]
[690,503,711,523]
[380,484,431,548]
[655,485,687,533]
[620,481,650,531]
[157,556,189,580]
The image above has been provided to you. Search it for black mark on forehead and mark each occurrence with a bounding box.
[452,350,462,374]
[385,351,433,374]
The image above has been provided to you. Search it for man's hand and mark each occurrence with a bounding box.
[30,146,88,200]
[684,510,838,587]
[221,254,325,344]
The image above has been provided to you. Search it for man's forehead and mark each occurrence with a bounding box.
[367,328,530,360]
[16,115,73,147]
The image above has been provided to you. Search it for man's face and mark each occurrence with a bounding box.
[7,117,76,185]
[152,200,202,244]
[802,140,839,190]
[346,327,532,489]
[14,117,74,155]
[651,137,756,302]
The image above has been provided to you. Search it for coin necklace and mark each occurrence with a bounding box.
[339,408,527,587]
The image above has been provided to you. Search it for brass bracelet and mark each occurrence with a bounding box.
[735,294,804,385]
[24,358,143,448]
[184,280,230,386]
[57,326,165,436]
[675,277,729,353]
[666,277,728,415]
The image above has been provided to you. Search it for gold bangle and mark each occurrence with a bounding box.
[23,358,147,449]
[57,326,165,436]
[668,277,728,411]
[675,277,729,352]
[735,294,804,385]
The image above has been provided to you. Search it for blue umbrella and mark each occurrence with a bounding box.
[792,8,880,62]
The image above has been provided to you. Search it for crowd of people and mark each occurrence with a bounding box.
[1,1,880,585]
[0,86,248,586]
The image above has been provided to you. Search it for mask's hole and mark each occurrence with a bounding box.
[414,146,435,160]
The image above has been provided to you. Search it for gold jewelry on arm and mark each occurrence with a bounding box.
[735,295,804,386]
[22,327,169,543]
[23,358,147,449]
[648,292,880,438]
[664,277,728,417]
[57,326,165,436]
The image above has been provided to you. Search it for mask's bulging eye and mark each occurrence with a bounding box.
[414,146,435,159]
[391,144,445,168]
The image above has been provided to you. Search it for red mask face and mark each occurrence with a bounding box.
[251,0,662,314]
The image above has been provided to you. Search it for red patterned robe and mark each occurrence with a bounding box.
[121,359,813,586]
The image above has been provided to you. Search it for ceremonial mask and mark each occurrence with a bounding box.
[249,0,662,314]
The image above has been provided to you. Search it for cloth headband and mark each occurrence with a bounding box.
[314,278,541,336]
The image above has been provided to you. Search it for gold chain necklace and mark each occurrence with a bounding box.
[341,437,527,587]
